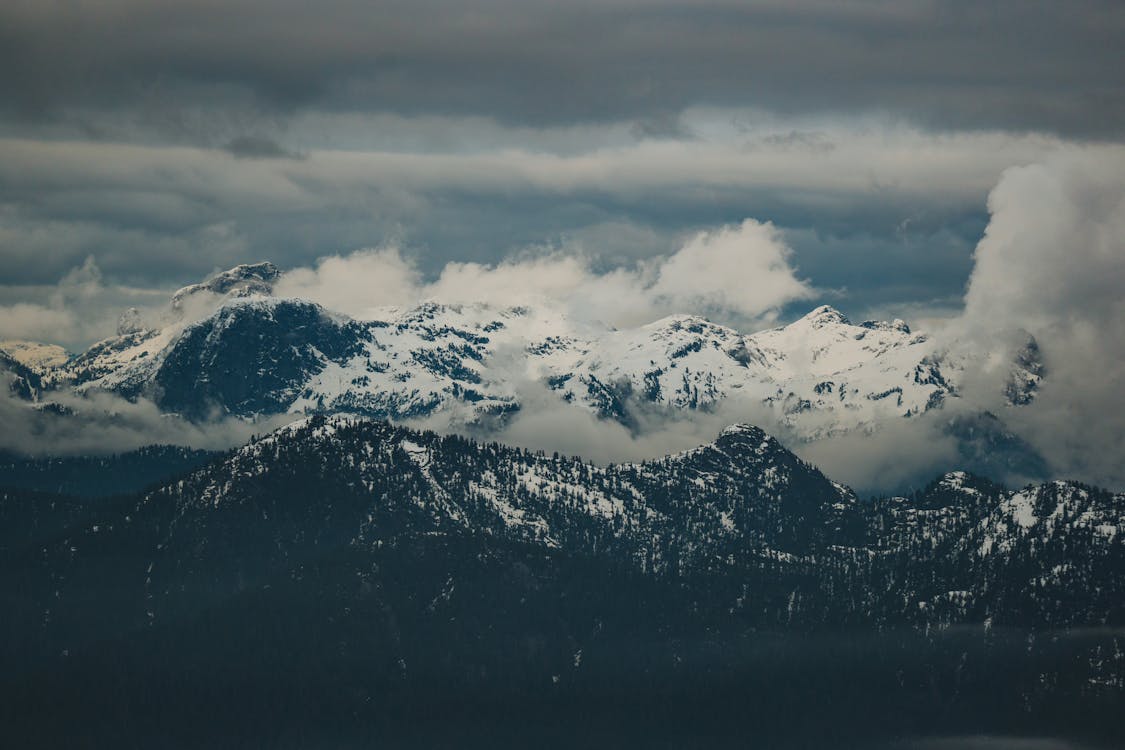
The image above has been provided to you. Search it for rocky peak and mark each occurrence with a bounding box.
[860,318,911,334]
[798,305,852,328]
[711,423,794,463]
[170,261,280,310]
[1004,334,1045,406]
[716,423,770,443]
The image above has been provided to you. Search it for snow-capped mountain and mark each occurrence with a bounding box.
[169,260,280,310]
[132,416,1120,631]
[2,262,1044,450]
[10,414,1119,650]
[3,416,1121,746]
[544,305,959,437]
[0,340,69,373]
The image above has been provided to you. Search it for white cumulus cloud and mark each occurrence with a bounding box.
[276,218,814,329]
[957,146,1125,489]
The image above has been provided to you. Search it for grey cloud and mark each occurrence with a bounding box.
[629,111,696,141]
[0,125,1055,353]
[753,131,836,154]
[482,384,969,496]
[955,147,1125,490]
[0,387,288,457]
[1,1,1123,141]
[0,127,1051,290]
[0,256,170,350]
[223,135,305,160]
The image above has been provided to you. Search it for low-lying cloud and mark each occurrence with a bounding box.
[0,387,290,458]
[796,146,1125,492]
[0,256,167,350]
[276,218,815,329]
[440,146,1125,493]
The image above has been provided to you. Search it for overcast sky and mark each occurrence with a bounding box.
[1,0,1123,345]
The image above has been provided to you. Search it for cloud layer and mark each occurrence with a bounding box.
[0,124,1062,330]
[276,218,814,328]
[4,1,1123,138]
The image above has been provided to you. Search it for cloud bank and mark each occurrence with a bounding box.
[0,256,168,350]
[0,125,1058,321]
[958,148,1125,490]
[0,387,290,458]
[4,1,1122,139]
[275,218,814,329]
[800,146,1125,492]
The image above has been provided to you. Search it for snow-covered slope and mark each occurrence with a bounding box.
[0,340,69,373]
[30,262,284,399]
[13,263,1042,446]
[5,416,1121,745]
[542,305,958,438]
[76,415,1125,632]
[170,261,279,310]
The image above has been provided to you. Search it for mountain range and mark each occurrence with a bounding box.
[2,263,1114,746]
[1,263,1046,479]
[1,415,1122,746]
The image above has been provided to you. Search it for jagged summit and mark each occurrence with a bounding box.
[647,312,719,330]
[1004,333,1045,405]
[170,261,280,309]
[796,304,851,327]
[860,317,911,334]
[787,305,915,336]
[711,423,793,460]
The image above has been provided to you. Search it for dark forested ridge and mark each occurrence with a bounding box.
[2,416,1122,748]
[0,445,221,498]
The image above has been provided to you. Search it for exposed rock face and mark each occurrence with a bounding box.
[150,299,369,419]
[1005,334,1046,406]
[169,261,280,310]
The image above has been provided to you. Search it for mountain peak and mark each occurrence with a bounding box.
[859,318,911,334]
[718,423,767,439]
[798,305,851,327]
[171,261,280,309]
[715,423,776,450]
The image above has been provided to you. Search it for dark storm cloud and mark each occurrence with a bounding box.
[2,0,1124,140]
